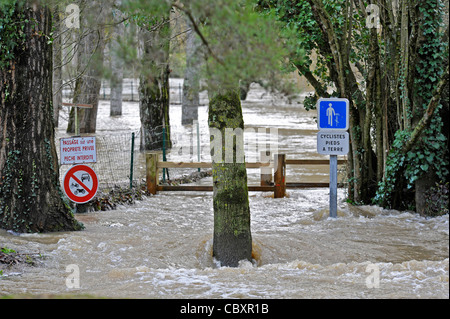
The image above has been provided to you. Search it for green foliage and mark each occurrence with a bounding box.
[261,0,370,95]
[373,130,410,208]
[122,0,171,20]
[303,93,318,111]
[0,0,27,69]
[1,247,16,254]
[407,0,449,182]
[197,0,294,92]
[261,0,326,83]
[119,0,295,94]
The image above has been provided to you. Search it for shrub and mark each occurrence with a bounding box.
[422,182,449,217]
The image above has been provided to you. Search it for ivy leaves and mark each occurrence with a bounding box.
[0,2,20,68]
[373,0,448,210]
[0,1,32,69]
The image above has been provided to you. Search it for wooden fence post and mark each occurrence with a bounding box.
[146,152,158,195]
[274,154,286,198]
[260,150,272,186]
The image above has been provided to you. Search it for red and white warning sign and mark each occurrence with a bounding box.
[63,164,98,204]
[60,136,97,165]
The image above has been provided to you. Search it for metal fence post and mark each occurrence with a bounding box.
[197,121,201,172]
[329,155,338,218]
[131,80,134,101]
[129,132,135,189]
[163,126,167,183]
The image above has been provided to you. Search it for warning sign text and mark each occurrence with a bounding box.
[60,136,97,165]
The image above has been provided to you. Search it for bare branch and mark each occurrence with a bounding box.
[172,3,224,66]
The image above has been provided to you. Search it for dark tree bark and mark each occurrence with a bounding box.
[139,17,171,151]
[0,2,83,233]
[208,88,252,267]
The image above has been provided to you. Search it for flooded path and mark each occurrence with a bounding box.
[0,82,448,298]
[1,191,448,298]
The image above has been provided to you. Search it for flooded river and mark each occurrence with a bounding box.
[0,82,448,299]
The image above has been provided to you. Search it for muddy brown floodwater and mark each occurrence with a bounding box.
[0,82,448,298]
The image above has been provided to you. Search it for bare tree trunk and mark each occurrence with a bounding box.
[67,0,107,134]
[0,2,83,233]
[139,17,171,151]
[110,2,124,116]
[181,22,202,125]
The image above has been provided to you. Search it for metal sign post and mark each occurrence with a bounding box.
[317,98,350,218]
[329,155,338,218]
[62,103,93,136]
[61,103,95,210]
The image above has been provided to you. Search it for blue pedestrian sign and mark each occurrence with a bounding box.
[317,98,349,131]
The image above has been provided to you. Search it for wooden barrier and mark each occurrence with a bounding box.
[274,154,286,198]
[156,162,271,169]
[145,153,346,198]
[145,152,158,195]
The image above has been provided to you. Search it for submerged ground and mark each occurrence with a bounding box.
[0,81,448,298]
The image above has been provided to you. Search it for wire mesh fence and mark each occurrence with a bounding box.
[58,131,146,191]
[57,124,194,193]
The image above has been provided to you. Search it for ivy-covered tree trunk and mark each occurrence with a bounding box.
[139,18,171,150]
[0,2,83,233]
[67,0,106,134]
[409,0,447,213]
[208,88,252,267]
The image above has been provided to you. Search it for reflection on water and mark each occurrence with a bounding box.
[1,82,448,298]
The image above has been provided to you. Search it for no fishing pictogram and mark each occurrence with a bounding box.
[63,164,98,204]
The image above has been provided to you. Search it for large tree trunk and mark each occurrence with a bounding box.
[139,19,171,151]
[208,88,252,267]
[67,0,106,134]
[0,2,83,233]
[409,1,447,213]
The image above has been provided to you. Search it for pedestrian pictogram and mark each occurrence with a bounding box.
[317,98,349,130]
[326,103,336,126]
[63,164,98,204]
